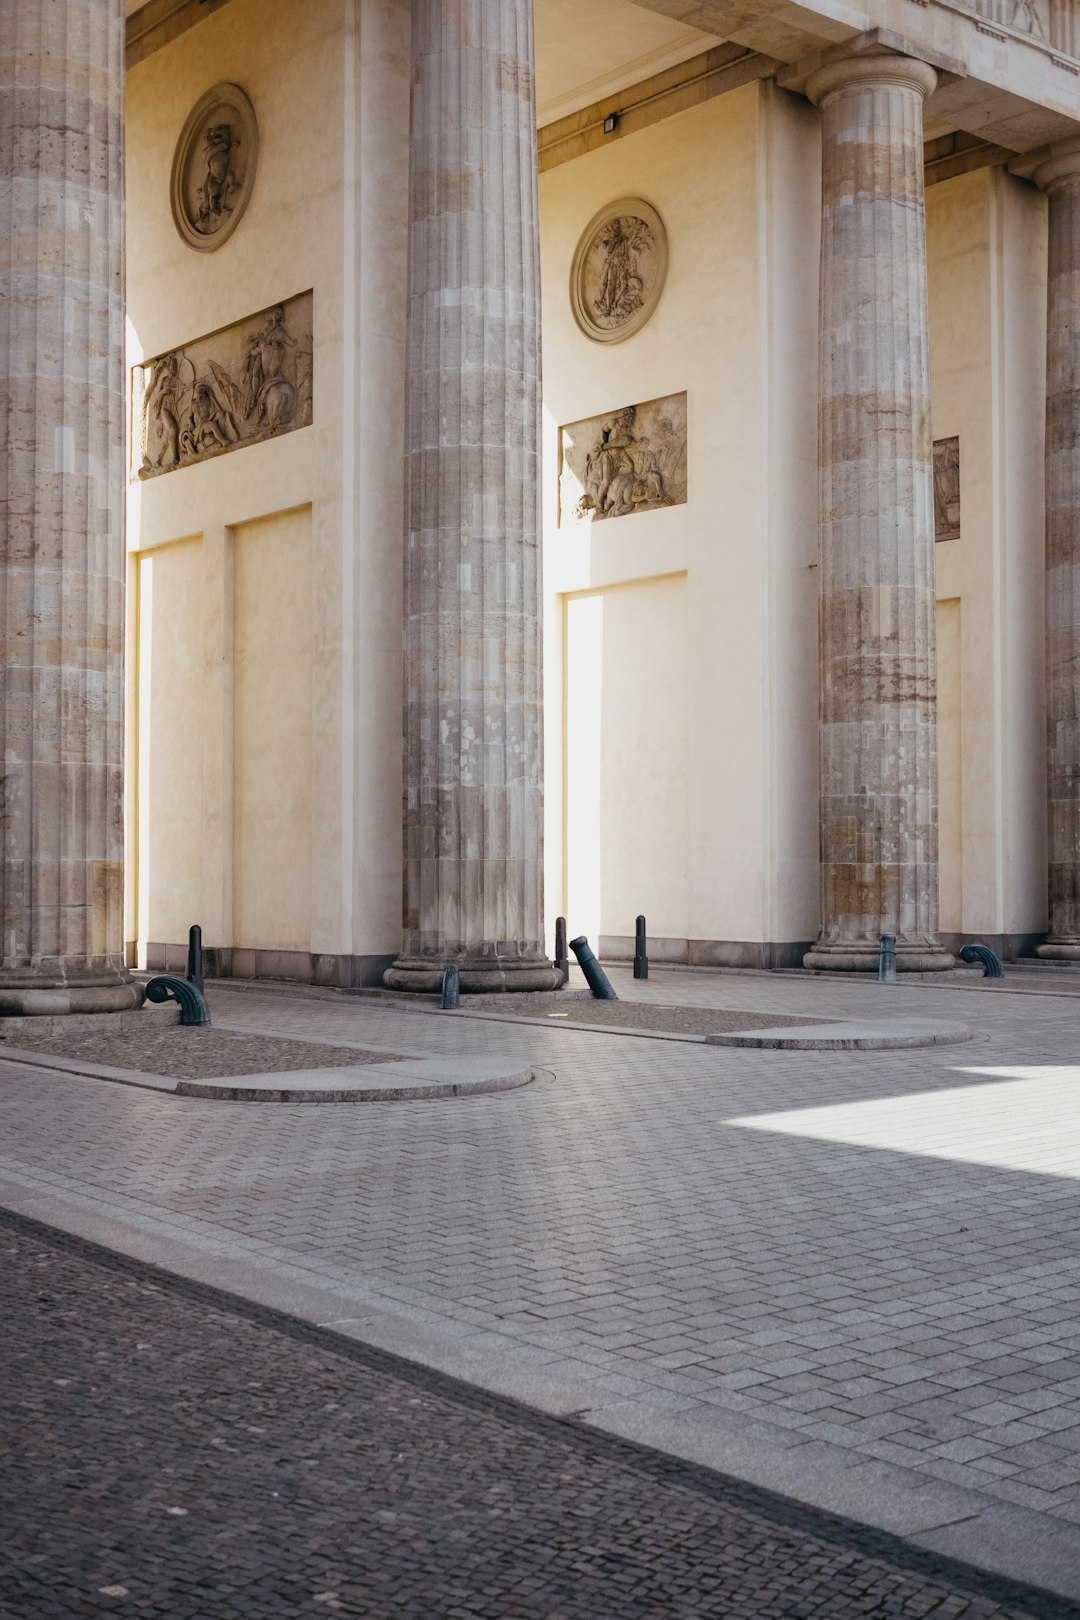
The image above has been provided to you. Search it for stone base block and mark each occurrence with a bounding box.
[0,982,145,1018]
[1035,939,1080,961]
[384,956,564,993]
[803,940,954,973]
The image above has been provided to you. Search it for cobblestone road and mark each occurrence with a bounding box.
[2,1215,1071,1620]
[3,969,1080,1598]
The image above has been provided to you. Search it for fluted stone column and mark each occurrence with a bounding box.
[0,0,138,1015]
[804,51,953,973]
[1035,140,1080,959]
[385,0,560,992]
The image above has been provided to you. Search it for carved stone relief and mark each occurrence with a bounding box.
[171,83,259,251]
[964,0,1050,39]
[132,292,313,478]
[933,436,961,541]
[560,393,687,525]
[570,199,668,344]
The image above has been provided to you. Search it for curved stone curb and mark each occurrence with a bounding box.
[705,1020,972,1051]
[175,1056,546,1103]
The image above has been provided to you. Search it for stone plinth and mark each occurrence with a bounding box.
[803,51,952,974]
[0,0,138,1014]
[385,0,560,993]
[1035,140,1080,960]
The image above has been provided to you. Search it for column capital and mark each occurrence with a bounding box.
[1031,134,1080,193]
[806,49,937,108]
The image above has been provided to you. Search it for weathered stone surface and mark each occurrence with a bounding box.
[386,0,560,993]
[1035,139,1080,959]
[0,0,138,1013]
[804,51,952,974]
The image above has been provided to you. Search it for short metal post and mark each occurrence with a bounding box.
[554,916,569,982]
[441,964,460,1009]
[878,933,897,984]
[187,924,204,995]
[570,935,618,1000]
[633,914,649,980]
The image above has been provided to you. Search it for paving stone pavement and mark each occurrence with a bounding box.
[2,967,1080,1601]
[2,1214,1072,1620]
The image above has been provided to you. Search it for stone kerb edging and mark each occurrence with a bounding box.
[705,1020,971,1050]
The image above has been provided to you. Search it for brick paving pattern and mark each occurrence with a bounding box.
[3,967,1080,1595]
[1,1215,1068,1620]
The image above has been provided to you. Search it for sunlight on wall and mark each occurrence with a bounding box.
[564,592,604,941]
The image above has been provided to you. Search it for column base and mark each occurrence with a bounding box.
[0,981,144,1017]
[803,939,954,973]
[384,955,564,993]
[1035,938,1080,961]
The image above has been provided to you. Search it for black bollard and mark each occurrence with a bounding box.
[570,935,618,1000]
[878,934,897,984]
[441,964,460,1009]
[554,916,569,982]
[187,924,204,995]
[633,914,649,980]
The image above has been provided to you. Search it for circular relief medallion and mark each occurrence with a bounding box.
[171,83,259,252]
[570,198,668,344]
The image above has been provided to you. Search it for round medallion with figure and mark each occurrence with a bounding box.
[171,83,259,252]
[570,198,668,344]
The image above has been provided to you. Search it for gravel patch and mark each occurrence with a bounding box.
[0,1027,401,1080]
[496,1001,829,1035]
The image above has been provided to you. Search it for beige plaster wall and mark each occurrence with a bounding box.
[124,0,410,973]
[232,509,313,949]
[927,166,1047,946]
[541,80,820,960]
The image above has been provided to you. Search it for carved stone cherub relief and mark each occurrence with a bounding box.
[134,292,313,479]
[571,199,668,344]
[171,84,258,251]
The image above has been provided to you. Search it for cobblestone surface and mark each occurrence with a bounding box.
[1,1215,1067,1620]
[0,1027,400,1079]
[3,967,1080,1593]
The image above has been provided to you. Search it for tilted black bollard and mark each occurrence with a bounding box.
[570,935,618,1000]
[959,943,1004,978]
[633,914,649,981]
[441,964,460,1009]
[554,916,569,982]
[187,923,204,995]
[145,975,211,1026]
[878,934,897,984]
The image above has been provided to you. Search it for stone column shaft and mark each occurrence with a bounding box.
[804,51,952,973]
[385,0,559,991]
[0,0,137,1013]
[1035,142,1080,958]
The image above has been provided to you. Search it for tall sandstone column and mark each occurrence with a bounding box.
[385,0,560,991]
[1035,141,1080,959]
[0,0,138,1014]
[804,50,953,973]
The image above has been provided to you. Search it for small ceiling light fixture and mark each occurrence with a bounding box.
[603,112,620,135]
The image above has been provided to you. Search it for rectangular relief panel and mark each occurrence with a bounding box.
[132,291,313,478]
[933,436,961,541]
[232,507,313,952]
[137,537,206,945]
[937,598,963,934]
[564,575,689,943]
[559,392,687,527]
